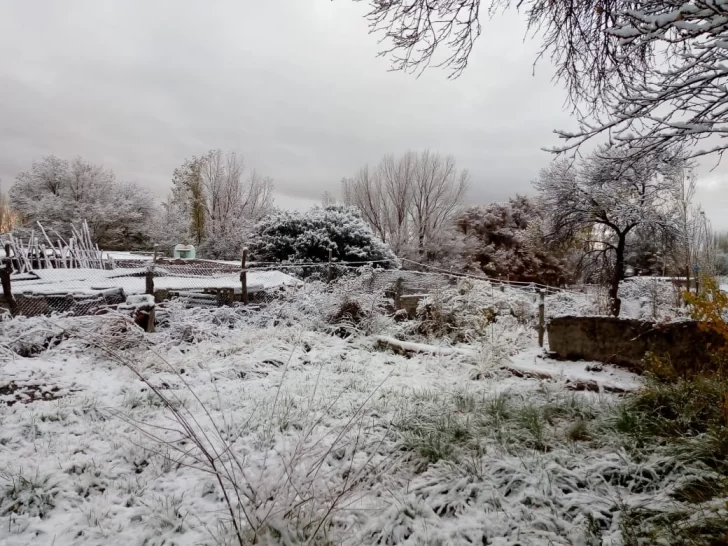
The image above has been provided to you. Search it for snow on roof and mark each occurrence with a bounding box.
[101,251,153,261]
[174,244,195,251]
[10,268,301,296]
[119,294,156,310]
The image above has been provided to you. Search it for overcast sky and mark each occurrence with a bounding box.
[2,0,728,228]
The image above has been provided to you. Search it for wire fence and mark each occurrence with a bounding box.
[0,250,610,321]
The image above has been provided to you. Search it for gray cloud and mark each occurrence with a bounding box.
[2,0,727,228]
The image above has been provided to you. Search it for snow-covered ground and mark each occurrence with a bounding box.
[0,278,710,545]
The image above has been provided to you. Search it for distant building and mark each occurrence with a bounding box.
[173,244,196,260]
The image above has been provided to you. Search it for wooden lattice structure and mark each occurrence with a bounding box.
[1,220,109,274]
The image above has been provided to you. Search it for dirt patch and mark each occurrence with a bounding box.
[0,383,71,406]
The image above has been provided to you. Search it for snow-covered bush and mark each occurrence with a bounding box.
[413,279,537,343]
[150,273,396,339]
[249,205,397,270]
[0,316,70,358]
[544,289,602,319]
[473,314,533,373]
[283,275,396,337]
[618,277,683,321]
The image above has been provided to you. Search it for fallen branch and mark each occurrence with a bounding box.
[372,336,476,358]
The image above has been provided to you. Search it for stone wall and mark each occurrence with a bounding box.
[548,316,724,372]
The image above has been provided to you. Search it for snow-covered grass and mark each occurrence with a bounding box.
[0,280,724,545]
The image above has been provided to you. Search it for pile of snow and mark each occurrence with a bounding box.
[119,294,155,311]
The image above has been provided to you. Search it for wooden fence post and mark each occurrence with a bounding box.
[145,246,157,296]
[538,289,545,348]
[146,306,156,333]
[328,248,333,284]
[240,248,248,304]
[394,277,404,310]
[1,244,17,315]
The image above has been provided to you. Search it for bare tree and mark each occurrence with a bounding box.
[690,209,716,281]
[241,170,274,220]
[381,152,417,253]
[342,166,389,244]
[361,0,484,77]
[199,150,244,240]
[669,169,704,291]
[342,155,414,252]
[536,146,685,316]
[321,191,337,206]
[170,150,274,257]
[410,150,469,257]
[343,150,468,258]
[359,0,728,159]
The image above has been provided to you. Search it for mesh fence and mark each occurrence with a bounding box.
[1,258,305,318]
[1,254,606,320]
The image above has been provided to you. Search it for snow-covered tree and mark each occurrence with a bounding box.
[343,150,468,258]
[9,155,154,249]
[670,170,715,286]
[321,191,337,206]
[360,1,728,159]
[456,195,575,285]
[0,182,16,233]
[624,168,713,283]
[146,194,190,254]
[536,146,687,315]
[170,150,274,259]
[249,205,397,266]
[171,156,205,246]
[715,232,728,275]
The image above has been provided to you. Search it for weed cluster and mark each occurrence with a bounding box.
[609,278,728,544]
[394,387,605,469]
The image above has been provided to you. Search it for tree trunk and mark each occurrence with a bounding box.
[609,234,626,317]
[417,229,426,258]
